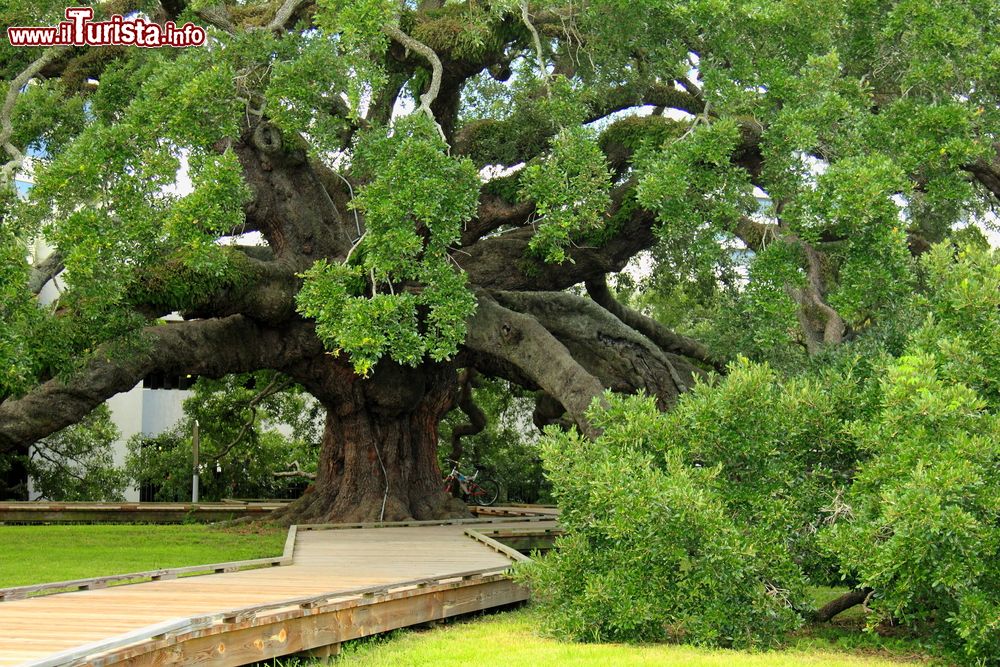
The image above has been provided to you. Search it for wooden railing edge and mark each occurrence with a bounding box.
[282,524,298,561]
[296,515,555,531]
[463,527,532,563]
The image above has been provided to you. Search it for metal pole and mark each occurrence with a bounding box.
[191,419,200,503]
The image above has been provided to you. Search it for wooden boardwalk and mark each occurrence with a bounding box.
[0,514,556,666]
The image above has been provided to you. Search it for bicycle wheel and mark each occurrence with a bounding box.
[470,479,500,506]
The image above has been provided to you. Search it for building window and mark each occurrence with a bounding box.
[143,372,199,390]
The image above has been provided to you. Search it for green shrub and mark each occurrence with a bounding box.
[821,353,1000,662]
[819,244,1000,664]
[520,392,804,648]
[662,358,876,584]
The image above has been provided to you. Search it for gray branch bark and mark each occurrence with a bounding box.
[0,316,322,453]
[464,293,606,438]
[490,290,702,404]
[585,274,727,373]
[28,252,64,296]
[382,24,445,140]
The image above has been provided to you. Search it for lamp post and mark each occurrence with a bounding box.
[191,419,200,503]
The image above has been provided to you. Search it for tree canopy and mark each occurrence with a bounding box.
[0,0,998,521]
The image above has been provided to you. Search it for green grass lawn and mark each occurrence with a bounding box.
[0,524,287,587]
[315,608,934,667]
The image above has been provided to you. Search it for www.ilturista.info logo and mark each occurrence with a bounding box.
[7,7,206,48]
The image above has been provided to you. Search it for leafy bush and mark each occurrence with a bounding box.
[822,354,1000,662]
[820,244,1000,663]
[662,358,878,584]
[910,242,1000,410]
[520,392,804,648]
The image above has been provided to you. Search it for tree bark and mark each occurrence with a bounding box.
[448,369,486,463]
[585,275,727,373]
[274,359,468,524]
[0,316,322,455]
[813,587,873,623]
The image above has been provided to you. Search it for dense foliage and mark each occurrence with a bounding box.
[526,243,1000,663]
[521,390,805,648]
[1,0,999,659]
[822,244,1000,662]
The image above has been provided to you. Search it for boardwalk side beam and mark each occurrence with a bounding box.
[463,528,532,563]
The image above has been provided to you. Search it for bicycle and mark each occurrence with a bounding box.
[442,458,500,506]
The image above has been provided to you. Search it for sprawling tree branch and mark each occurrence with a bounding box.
[0,316,322,454]
[194,4,237,34]
[490,290,702,405]
[784,235,847,355]
[460,186,657,290]
[585,275,727,373]
[460,192,535,246]
[235,124,351,265]
[966,149,1000,202]
[453,79,705,167]
[383,25,446,141]
[448,369,486,462]
[27,252,64,296]
[812,588,874,623]
[266,0,312,32]
[274,460,316,480]
[732,217,848,355]
[463,292,606,437]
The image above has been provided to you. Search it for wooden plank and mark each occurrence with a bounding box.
[23,618,214,667]
[89,579,528,666]
[463,529,532,563]
[18,574,517,666]
[295,515,554,533]
[281,524,298,562]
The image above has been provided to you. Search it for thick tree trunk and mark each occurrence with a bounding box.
[813,587,873,623]
[275,360,469,524]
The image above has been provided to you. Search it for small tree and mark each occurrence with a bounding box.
[126,371,322,501]
[26,404,127,501]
